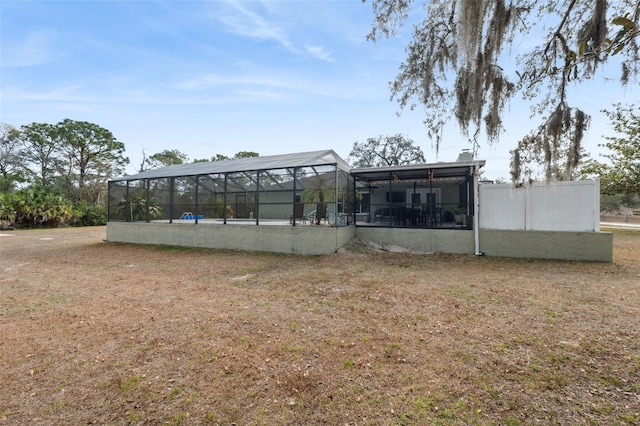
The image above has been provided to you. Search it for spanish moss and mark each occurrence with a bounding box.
[366,0,639,180]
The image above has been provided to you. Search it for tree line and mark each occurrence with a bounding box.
[1,102,638,229]
[1,120,128,228]
[580,104,640,212]
[0,120,265,229]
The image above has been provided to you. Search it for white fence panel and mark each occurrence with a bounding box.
[479,180,600,232]
[478,184,526,230]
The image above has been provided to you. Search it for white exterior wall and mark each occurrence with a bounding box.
[479,180,600,232]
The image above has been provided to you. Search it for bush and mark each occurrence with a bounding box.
[72,201,107,226]
[0,192,17,229]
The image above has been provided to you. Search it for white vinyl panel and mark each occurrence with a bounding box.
[479,181,599,232]
[479,184,526,230]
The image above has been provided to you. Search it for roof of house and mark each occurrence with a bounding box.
[351,159,486,182]
[110,149,351,182]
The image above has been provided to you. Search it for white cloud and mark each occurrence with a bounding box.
[171,73,301,93]
[234,89,286,101]
[170,70,382,103]
[217,1,298,53]
[305,45,335,63]
[172,74,228,91]
[2,29,62,68]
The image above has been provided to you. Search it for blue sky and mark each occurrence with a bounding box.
[1,1,636,179]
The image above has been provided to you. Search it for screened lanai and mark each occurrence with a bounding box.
[107,150,354,227]
[106,149,611,260]
[351,158,486,229]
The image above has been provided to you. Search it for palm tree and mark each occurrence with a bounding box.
[0,193,16,229]
[302,175,335,225]
[118,194,160,222]
[14,188,74,227]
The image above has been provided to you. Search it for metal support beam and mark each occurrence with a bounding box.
[145,179,150,222]
[194,176,200,225]
[169,177,175,224]
[223,173,228,225]
[255,171,260,225]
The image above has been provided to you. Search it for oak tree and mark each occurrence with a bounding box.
[349,134,426,167]
[365,0,639,180]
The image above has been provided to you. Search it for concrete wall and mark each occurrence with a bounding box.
[355,227,475,254]
[479,229,612,262]
[107,222,612,262]
[354,227,611,261]
[107,222,355,255]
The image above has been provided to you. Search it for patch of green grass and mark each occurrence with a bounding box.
[119,375,140,392]
[544,308,563,318]
[165,412,187,425]
[184,391,200,404]
[343,360,356,369]
[288,319,300,332]
[618,412,640,424]
[412,396,435,414]
[484,384,501,399]
[203,411,216,423]
[543,308,564,324]
[541,371,568,391]
[289,344,303,358]
[239,336,253,349]
[30,364,50,375]
[435,407,457,420]
[445,287,479,304]
[127,410,140,422]
[548,352,571,365]
[360,334,372,342]
[598,375,638,392]
[53,399,71,408]
[384,342,403,358]
[453,398,469,411]
[590,402,615,415]
[167,387,181,398]
[598,375,623,389]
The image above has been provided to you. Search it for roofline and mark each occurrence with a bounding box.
[351,159,486,174]
[110,149,351,182]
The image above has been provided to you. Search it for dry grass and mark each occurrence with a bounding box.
[1,226,639,425]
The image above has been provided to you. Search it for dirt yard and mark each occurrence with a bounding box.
[1,226,639,425]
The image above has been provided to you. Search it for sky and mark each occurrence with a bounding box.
[1,0,637,180]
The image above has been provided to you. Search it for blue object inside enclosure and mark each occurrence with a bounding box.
[183,214,203,220]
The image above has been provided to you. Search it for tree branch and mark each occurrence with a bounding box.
[543,0,579,57]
